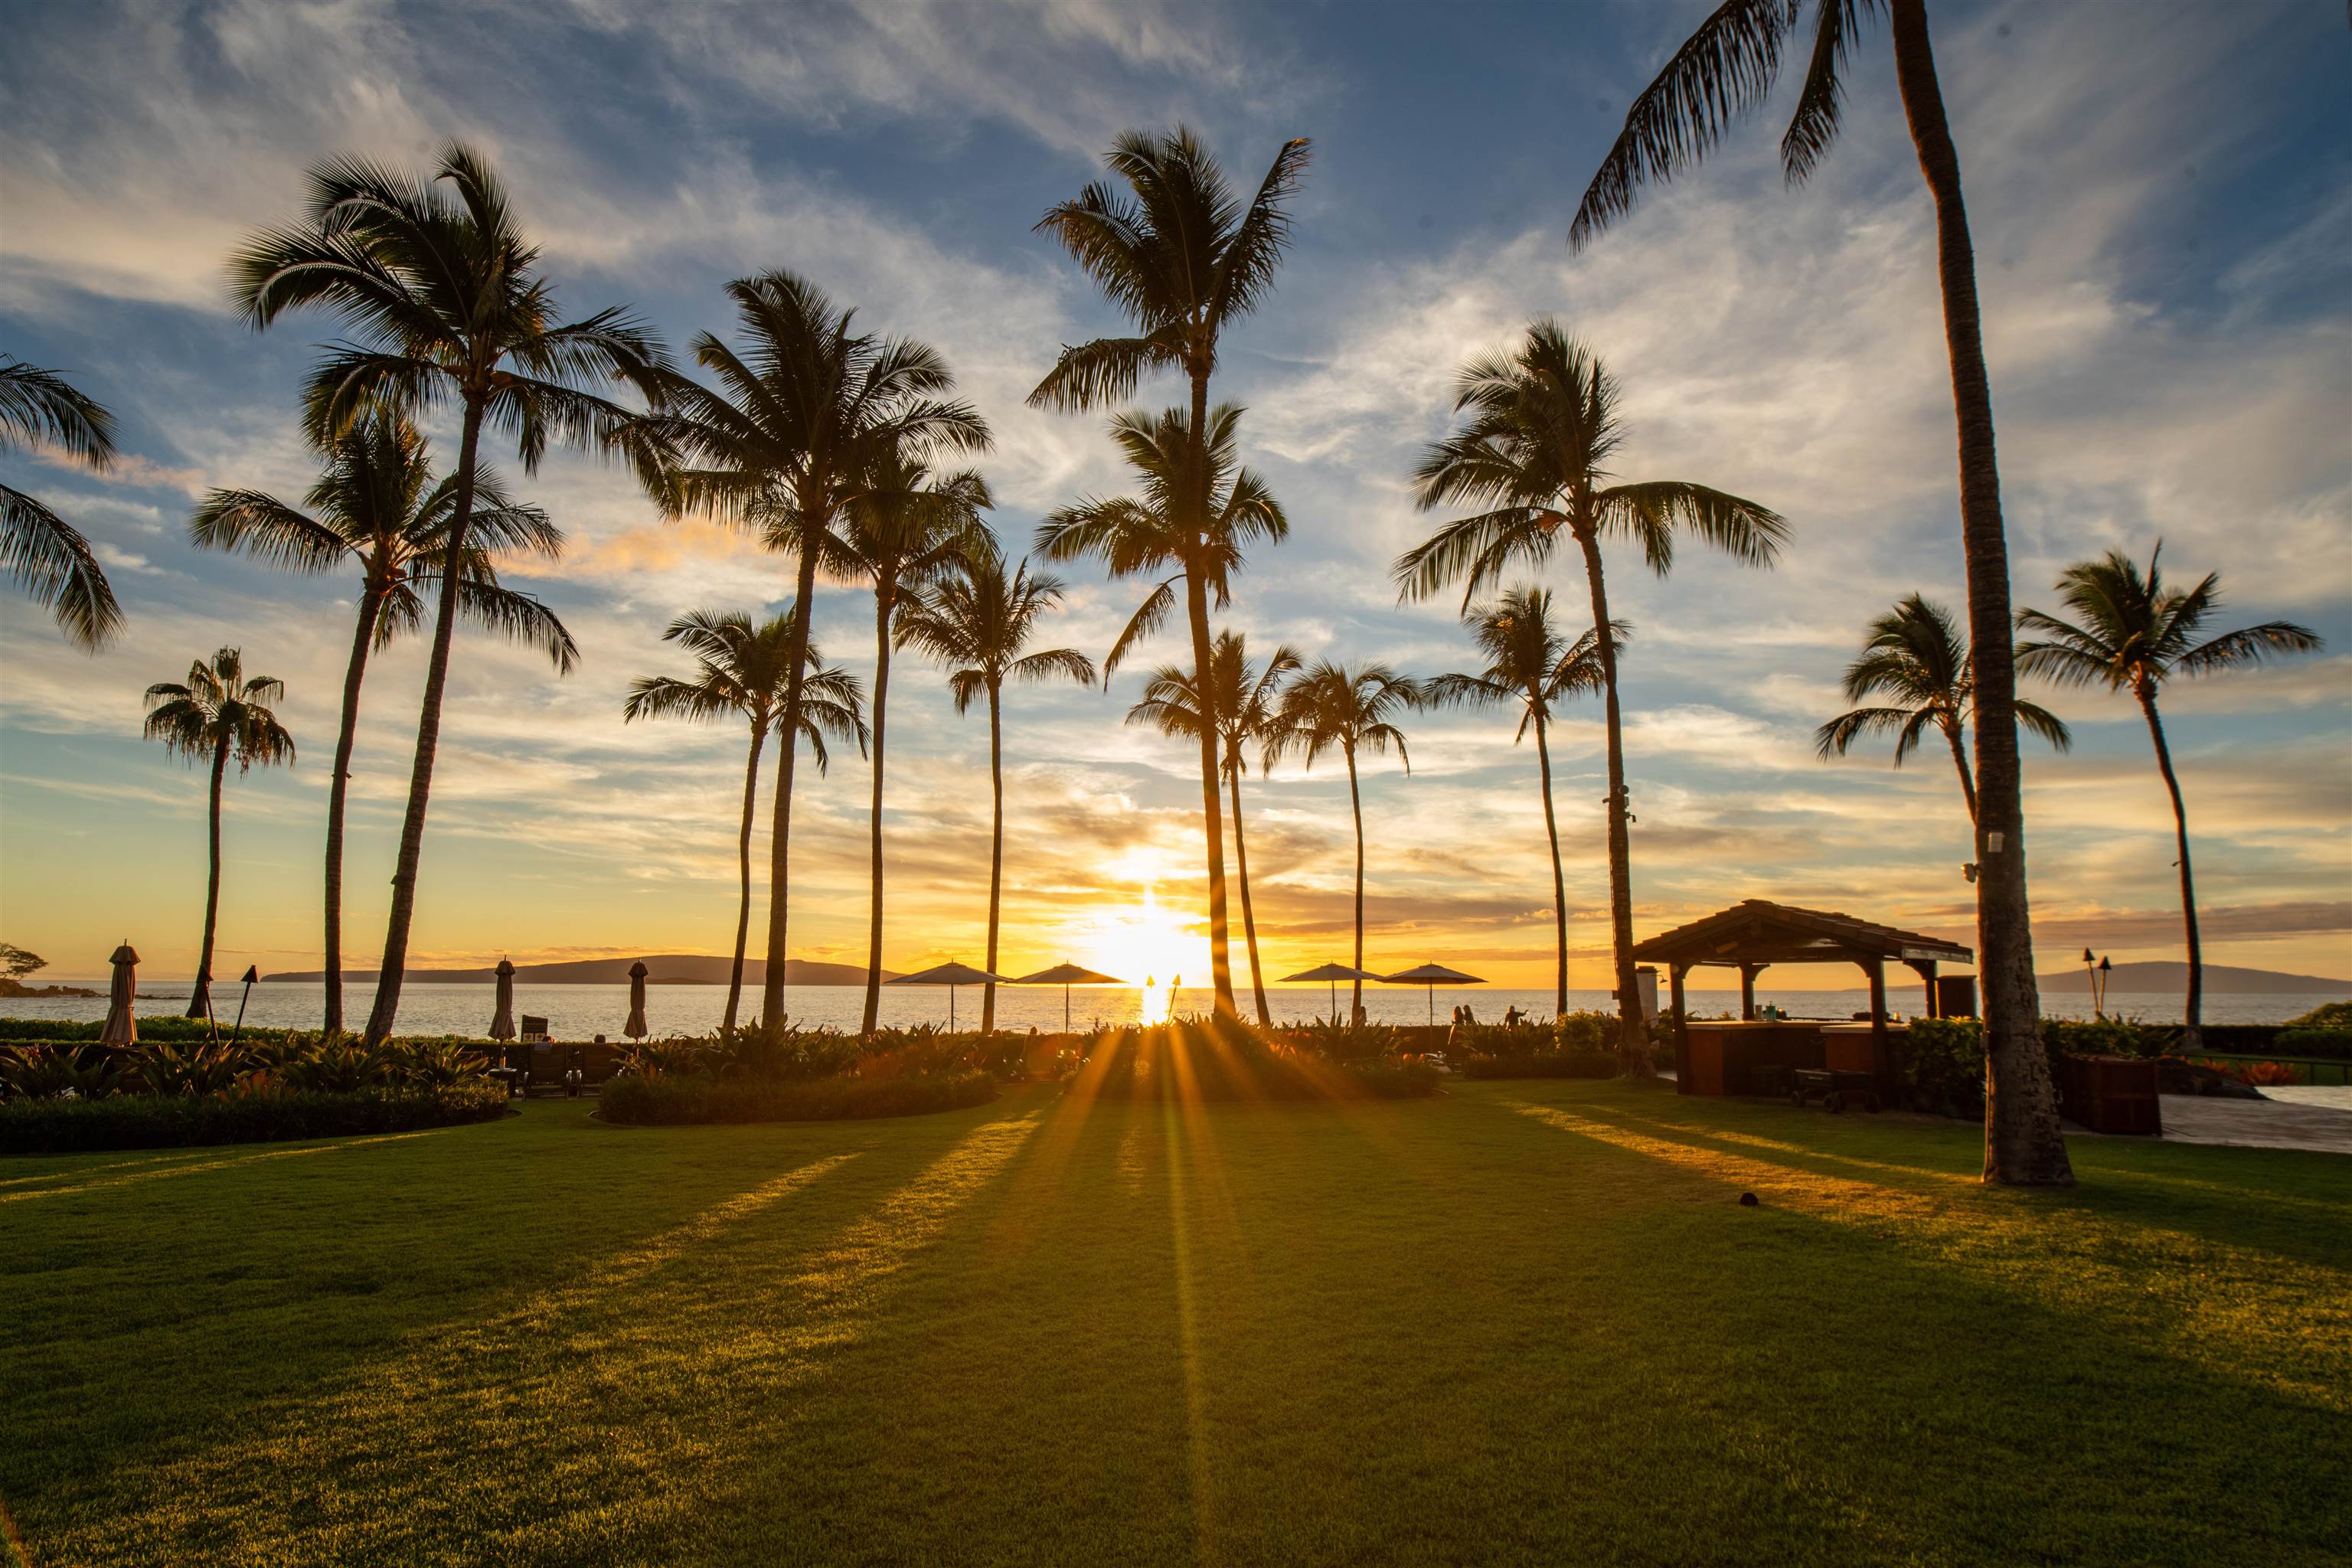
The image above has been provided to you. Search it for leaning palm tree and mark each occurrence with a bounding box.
[1266,661,1424,1022]
[1031,126,1312,1020]
[898,544,1096,1031]
[624,608,867,1031]
[646,270,988,1027]
[232,142,672,1045]
[1400,325,1783,1074]
[841,455,992,1034]
[1126,631,1301,1025]
[1818,593,2069,825]
[1426,588,1619,1020]
[2016,545,2321,1052]
[1570,0,2067,1182]
[142,649,296,1019]
[189,411,578,1032]
[1,355,122,649]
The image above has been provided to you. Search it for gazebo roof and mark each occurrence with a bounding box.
[1632,899,1972,969]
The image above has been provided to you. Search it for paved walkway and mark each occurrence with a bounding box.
[2135,1088,2352,1154]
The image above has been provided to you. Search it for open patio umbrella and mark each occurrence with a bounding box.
[886,961,1013,1031]
[1280,962,1383,1027]
[1011,962,1129,1034]
[1380,962,1488,1027]
[624,959,650,1040]
[489,957,517,1042]
[100,942,139,1047]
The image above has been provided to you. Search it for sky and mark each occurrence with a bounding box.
[2,0,2347,994]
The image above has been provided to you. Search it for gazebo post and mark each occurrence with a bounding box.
[1739,963,1762,1021]
[1906,959,1940,1018]
[1668,962,1690,1059]
[1863,956,1888,1035]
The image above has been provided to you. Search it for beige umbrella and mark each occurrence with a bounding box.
[489,957,517,1042]
[1380,962,1488,1027]
[1281,962,1383,1027]
[887,961,1014,1031]
[1011,961,1128,1034]
[100,942,139,1047]
[624,959,650,1040]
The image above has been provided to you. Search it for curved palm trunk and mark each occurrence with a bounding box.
[982,683,1004,1032]
[1534,709,1569,1019]
[188,734,229,1020]
[1228,765,1272,1026]
[725,721,769,1032]
[1942,716,1979,824]
[2138,689,2203,1051]
[1345,746,1365,1022]
[1890,0,2069,1184]
[760,514,825,1029]
[861,586,895,1037]
[364,403,482,1046]
[322,583,383,1035]
[1186,372,1238,1018]
[1571,524,1648,1076]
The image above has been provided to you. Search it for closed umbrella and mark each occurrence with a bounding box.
[488,957,517,1042]
[886,961,1014,1032]
[1280,962,1383,1027]
[1380,962,1488,1027]
[1011,962,1128,1034]
[100,942,139,1047]
[624,959,650,1040]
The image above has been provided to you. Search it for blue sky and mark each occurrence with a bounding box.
[3,0,2347,988]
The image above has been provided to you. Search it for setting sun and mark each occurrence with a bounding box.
[1083,887,1197,1024]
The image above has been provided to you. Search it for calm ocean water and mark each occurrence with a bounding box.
[5,982,2338,1038]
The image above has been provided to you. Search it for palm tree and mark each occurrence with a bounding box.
[1267,661,1424,1022]
[2,355,122,649]
[1569,0,2068,1182]
[1426,588,1619,1020]
[142,649,296,1019]
[841,456,992,1034]
[646,271,988,1027]
[624,608,868,1031]
[188,412,577,1033]
[232,142,671,1045]
[899,544,1096,1031]
[1818,593,2070,824]
[2016,545,2321,1052]
[1031,126,1312,1019]
[1126,631,1301,1025]
[1400,325,1784,1074]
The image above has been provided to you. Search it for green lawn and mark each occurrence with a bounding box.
[3,1080,2346,1566]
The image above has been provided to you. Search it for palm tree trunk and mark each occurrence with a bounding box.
[189,734,229,1019]
[363,402,482,1046]
[1942,716,1979,824]
[2138,688,2203,1051]
[982,683,1004,1033]
[1534,708,1568,1019]
[322,584,382,1036]
[1346,746,1365,1022]
[1229,765,1271,1026]
[1890,0,2070,1184]
[1187,371,1238,1018]
[725,721,767,1032]
[1571,524,1648,1076]
[861,586,894,1037]
[760,509,825,1030]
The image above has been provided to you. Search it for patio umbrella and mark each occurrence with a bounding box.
[100,942,139,1047]
[488,957,517,1042]
[886,961,1013,1031]
[624,959,650,1040]
[1380,962,1488,1027]
[1280,962,1383,1027]
[1011,962,1129,1034]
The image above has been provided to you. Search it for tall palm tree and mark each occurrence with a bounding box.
[1569,0,2069,1182]
[624,608,867,1031]
[2016,545,2321,1052]
[646,270,988,1027]
[898,544,1096,1031]
[142,649,296,1019]
[1400,325,1783,1074]
[188,412,577,1033]
[1031,126,1312,1019]
[1818,593,2070,824]
[1426,588,1619,1020]
[232,142,671,1045]
[2,355,122,649]
[1126,630,1301,1025]
[841,456,992,1035]
[1267,661,1424,1021]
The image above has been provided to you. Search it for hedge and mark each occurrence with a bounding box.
[1072,1018,1442,1102]
[1459,1050,1618,1080]
[598,1070,999,1126]
[2270,1027,2352,1061]
[0,1018,487,1047]
[0,1081,511,1155]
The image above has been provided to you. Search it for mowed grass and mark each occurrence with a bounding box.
[3,1080,2347,1566]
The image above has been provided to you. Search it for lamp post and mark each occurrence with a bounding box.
[2082,949,2099,1021]
[2095,956,2112,1021]
[232,965,260,1044]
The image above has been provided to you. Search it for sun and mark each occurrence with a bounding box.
[1083,887,1194,1022]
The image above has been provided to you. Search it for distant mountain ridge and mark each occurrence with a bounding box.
[263,956,894,986]
[2034,961,2348,996]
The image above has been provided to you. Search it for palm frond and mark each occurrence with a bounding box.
[1,483,124,651]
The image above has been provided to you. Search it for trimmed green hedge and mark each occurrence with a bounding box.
[1073,1018,1442,1102]
[598,1070,998,1126]
[0,1082,511,1155]
[1459,1050,1618,1080]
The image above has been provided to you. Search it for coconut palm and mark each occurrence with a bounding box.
[1126,631,1301,1025]
[1818,593,2070,824]
[1266,662,1425,1021]
[841,456,992,1034]
[1031,126,1312,1020]
[1570,0,2067,1181]
[1400,325,1784,1073]
[2,355,122,649]
[188,412,578,1032]
[645,271,988,1027]
[2016,545,2321,1052]
[1426,588,1621,1020]
[232,142,672,1045]
[142,649,296,1019]
[624,607,868,1031]
[898,544,1096,1031]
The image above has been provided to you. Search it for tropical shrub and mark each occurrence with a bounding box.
[1281,1018,1400,1062]
[1898,1017,1984,1115]
[1552,1011,1619,1055]
[0,1081,508,1154]
[598,1069,998,1126]
[2192,1057,2301,1087]
[127,1037,247,1096]
[0,1042,126,1102]
[2286,1001,2352,1029]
